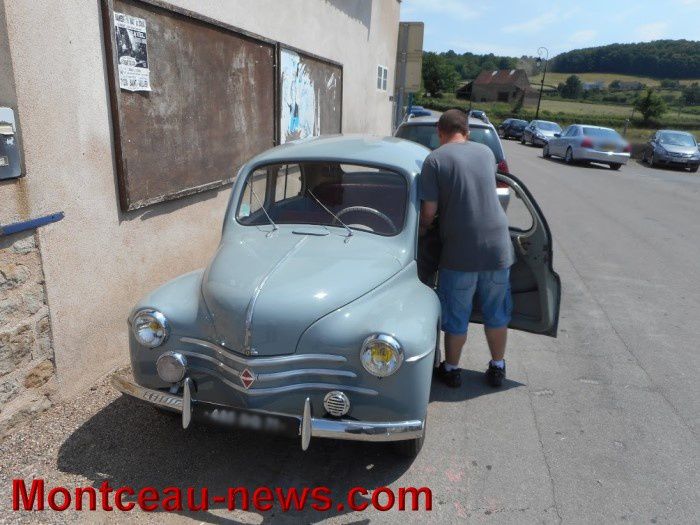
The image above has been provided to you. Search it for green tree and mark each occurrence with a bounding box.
[682,82,700,105]
[422,52,459,97]
[609,80,621,90]
[560,75,583,99]
[634,89,667,123]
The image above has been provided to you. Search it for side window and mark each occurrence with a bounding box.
[274,164,303,203]
[239,168,269,219]
[505,188,534,232]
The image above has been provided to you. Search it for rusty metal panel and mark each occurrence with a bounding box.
[279,46,342,144]
[102,0,276,211]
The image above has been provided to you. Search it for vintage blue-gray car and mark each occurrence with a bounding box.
[113,135,561,456]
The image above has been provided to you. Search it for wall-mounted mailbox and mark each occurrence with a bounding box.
[0,107,22,180]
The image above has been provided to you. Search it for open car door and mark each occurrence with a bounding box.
[471,173,561,336]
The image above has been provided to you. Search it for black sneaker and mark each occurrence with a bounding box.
[485,361,506,388]
[435,362,462,388]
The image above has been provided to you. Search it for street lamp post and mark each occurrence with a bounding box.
[535,46,549,120]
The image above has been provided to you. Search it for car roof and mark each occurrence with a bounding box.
[572,124,615,131]
[400,115,492,129]
[245,135,429,177]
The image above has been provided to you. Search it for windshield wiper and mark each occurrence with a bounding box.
[250,188,278,237]
[306,189,353,241]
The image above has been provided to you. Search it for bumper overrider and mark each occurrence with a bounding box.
[112,373,424,450]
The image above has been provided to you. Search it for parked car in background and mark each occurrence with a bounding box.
[468,109,490,124]
[521,120,562,147]
[544,124,631,170]
[113,136,561,458]
[406,105,432,118]
[395,115,511,207]
[642,130,699,173]
[498,118,528,140]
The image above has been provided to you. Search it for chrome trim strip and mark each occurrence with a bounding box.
[180,337,347,367]
[179,351,356,385]
[188,366,378,396]
[182,378,193,429]
[243,237,308,354]
[405,348,434,363]
[113,374,421,443]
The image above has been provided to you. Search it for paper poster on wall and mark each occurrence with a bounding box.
[114,12,151,92]
[280,48,342,144]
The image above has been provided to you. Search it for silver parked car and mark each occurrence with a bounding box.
[544,124,631,170]
[113,135,561,457]
[642,130,700,173]
[521,120,562,147]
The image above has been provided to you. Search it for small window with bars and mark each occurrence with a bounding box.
[377,65,388,91]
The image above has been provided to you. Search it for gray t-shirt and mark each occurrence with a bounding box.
[419,141,515,272]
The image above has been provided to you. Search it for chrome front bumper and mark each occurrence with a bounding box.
[112,374,424,450]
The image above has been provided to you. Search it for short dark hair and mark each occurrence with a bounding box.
[437,109,468,135]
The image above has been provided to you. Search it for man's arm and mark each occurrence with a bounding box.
[419,200,438,237]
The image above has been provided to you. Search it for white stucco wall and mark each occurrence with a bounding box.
[1,0,400,397]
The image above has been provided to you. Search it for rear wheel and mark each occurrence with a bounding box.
[564,147,575,165]
[543,144,551,158]
[609,163,622,171]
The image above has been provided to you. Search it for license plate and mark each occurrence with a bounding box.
[193,402,300,436]
[603,144,616,152]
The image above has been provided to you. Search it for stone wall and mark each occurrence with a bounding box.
[0,229,55,436]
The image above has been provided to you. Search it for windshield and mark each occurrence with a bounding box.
[236,163,407,236]
[396,123,504,161]
[659,132,697,147]
[583,127,620,139]
[535,121,561,132]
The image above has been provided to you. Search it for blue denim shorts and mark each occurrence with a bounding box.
[437,268,513,335]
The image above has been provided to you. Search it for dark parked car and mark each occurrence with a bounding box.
[498,118,528,140]
[642,130,699,173]
[521,120,562,147]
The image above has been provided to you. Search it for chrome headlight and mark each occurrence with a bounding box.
[131,309,169,348]
[360,334,404,377]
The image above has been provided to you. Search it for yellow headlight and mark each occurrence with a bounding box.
[360,334,404,377]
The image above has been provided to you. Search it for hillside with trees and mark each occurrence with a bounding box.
[551,40,700,79]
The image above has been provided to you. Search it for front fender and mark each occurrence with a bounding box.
[296,262,440,421]
[129,269,216,387]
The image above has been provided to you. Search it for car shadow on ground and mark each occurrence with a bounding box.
[429,368,524,402]
[542,155,616,171]
[56,395,417,524]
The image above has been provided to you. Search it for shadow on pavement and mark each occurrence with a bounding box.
[56,396,414,524]
[430,368,524,402]
[542,156,616,171]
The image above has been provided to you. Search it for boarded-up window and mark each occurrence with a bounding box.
[279,47,342,144]
[102,0,276,211]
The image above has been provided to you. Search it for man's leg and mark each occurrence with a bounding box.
[444,332,467,367]
[435,269,477,388]
[484,326,507,362]
[477,269,512,387]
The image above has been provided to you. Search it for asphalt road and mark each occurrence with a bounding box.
[1,140,699,524]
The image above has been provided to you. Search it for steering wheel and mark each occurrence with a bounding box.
[334,206,397,235]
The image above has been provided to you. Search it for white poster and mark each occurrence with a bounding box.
[114,12,151,92]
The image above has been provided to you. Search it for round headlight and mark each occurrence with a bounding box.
[156,352,187,383]
[131,309,169,348]
[360,334,404,377]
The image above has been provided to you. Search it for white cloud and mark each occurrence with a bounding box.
[401,0,482,22]
[635,21,669,40]
[569,29,598,45]
[502,11,559,33]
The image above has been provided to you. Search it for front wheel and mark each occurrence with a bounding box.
[609,163,622,171]
[393,422,426,458]
[690,164,699,173]
[543,144,551,158]
[520,136,526,145]
[649,153,656,167]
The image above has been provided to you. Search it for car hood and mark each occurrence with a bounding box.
[201,229,404,356]
[659,144,698,155]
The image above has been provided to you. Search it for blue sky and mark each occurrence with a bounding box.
[400,0,700,57]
